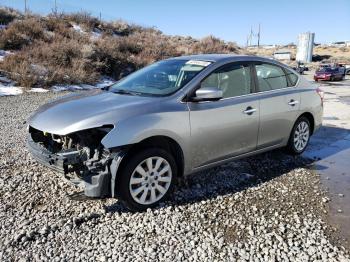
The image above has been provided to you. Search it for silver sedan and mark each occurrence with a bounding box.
[27,54,323,211]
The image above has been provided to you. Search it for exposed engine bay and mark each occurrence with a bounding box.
[27,125,125,198]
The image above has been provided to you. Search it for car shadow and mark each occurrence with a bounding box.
[102,125,350,214]
[305,125,350,160]
[103,150,312,214]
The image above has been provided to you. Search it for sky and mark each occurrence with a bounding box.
[1,0,350,46]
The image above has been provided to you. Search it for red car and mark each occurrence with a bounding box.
[314,67,344,81]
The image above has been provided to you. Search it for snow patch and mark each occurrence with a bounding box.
[0,75,115,96]
[0,49,13,62]
[71,24,104,40]
[51,77,115,92]
[91,28,102,40]
[0,86,23,96]
[96,77,115,88]
[0,75,14,85]
[29,88,49,93]
[0,75,23,96]
[72,24,85,34]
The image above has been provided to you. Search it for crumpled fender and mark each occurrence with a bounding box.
[101,112,189,151]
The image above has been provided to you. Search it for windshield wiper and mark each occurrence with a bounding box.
[111,89,142,96]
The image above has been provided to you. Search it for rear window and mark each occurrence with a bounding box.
[255,63,288,91]
[285,69,299,86]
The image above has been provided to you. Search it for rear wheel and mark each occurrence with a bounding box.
[286,117,311,155]
[118,148,177,211]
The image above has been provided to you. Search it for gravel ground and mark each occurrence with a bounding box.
[0,92,349,261]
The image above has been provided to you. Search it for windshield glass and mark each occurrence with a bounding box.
[318,68,334,73]
[109,59,211,96]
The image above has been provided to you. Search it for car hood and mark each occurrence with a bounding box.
[29,90,161,135]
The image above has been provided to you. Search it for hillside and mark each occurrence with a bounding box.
[0,7,240,88]
[246,45,350,68]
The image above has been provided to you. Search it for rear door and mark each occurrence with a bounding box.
[188,62,260,168]
[253,62,300,149]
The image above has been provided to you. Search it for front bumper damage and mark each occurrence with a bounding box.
[27,130,125,198]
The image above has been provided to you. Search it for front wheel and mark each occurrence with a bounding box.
[286,117,311,155]
[118,148,177,211]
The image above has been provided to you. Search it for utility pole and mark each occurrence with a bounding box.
[24,0,27,14]
[257,23,261,47]
[247,24,262,47]
[54,0,57,15]
[99,12,102,23]
[249,26,253,46]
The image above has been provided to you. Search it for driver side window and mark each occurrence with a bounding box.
[201,63,252,98]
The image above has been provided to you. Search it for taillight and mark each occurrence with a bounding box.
[316,87,324,106]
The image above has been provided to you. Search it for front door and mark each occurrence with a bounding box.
[188,62,259,169]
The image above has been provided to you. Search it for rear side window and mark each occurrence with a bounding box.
[255,63,288,91]
[201,63,252,98]
[285,69,299,86]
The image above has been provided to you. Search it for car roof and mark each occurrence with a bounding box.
[170,53,278,64]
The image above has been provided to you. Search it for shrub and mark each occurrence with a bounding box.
[43,16,71,34]
[1,37,99,87]
[62,12,100,31]
[1,52,40,87]
[0,7,21,24]
[191,35,238,54]
[0,18,45,50]
[92,36,133,78]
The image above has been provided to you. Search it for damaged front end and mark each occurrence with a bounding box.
[27,125,125,198]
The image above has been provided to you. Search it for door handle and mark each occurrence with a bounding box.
[243,106,257,115]
[288,99,299,106]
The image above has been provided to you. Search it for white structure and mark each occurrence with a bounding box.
[296,32,315,63]
[330,41,350,47]
[274,49,291,60]
[261,44,276,49]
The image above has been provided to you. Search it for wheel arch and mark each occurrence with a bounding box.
[117,135,185,178]
[297,112,315,135]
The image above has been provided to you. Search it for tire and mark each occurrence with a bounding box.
[117,148,177,211]
[286,116,311,155]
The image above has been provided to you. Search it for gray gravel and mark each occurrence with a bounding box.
[0,92,349,261]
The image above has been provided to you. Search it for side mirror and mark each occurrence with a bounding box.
[192,87,223,102]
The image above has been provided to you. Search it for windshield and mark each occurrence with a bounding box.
[109,59,211,96]
[317,68,334,73]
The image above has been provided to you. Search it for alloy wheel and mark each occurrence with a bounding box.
[293,121,310,152]
[129,156,172,205]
